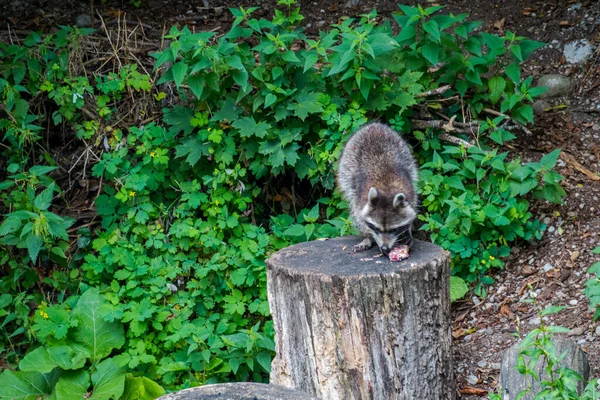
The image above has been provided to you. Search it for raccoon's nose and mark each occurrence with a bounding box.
[380,245,390,255]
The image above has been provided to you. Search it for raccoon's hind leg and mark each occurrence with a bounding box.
[353,236,373,252]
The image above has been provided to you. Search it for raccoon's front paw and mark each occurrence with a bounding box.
[398,229,414,248]
[353,237,373,252]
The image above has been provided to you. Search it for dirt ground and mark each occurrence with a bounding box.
[2,0,600,398]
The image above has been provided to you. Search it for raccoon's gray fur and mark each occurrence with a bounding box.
[337,122,419,255]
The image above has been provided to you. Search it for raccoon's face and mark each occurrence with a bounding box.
[361,187,416,255]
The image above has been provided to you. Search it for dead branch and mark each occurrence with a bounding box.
[415,85,452,98]
[482,108,533,136]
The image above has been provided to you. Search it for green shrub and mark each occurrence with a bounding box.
[1,0,566,394]
[584,246,600,320]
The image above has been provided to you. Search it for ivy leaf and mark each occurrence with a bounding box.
[19,347,57,374]
[175,137,210,167]
[71,288,125,363]
[232,117,271,138]
[122,375,165,400]
[89,358,126,400]
[55,370,90,400]
[258,140,285,168]
[212,97,241,122]
[288,92,323,121]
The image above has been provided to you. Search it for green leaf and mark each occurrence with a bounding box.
[71,288,125,363]
[26,235,43,263]
[256,351,271,373]
[541,305,566,316]
[171,62,188,89]
[122,375,165,400]
[19,347,57,374]
[283,224,305,237]
[264,93,277,108]
[488,77,506,104]
[422,20,441,42]
[232,69,249,92]
[0,370,56,399]
[450,276,469,302]
[421,42,439,66]
[288,92,323,121]
[505,63,521,84]
[282,51,300,63]
[446,176,465,191]
[29,166,57,176]
[540,149,561,170]
[175,137,210,167]
[232,117,270,138]
[33,183,55,211]
[89,358,126,400]
[187,74,205,99]
[47,345,89,370]
[0,294,11,309]
[303,52,319,73]
[519,39,545,61]
[55,370,90,400]
[0,217,21,236]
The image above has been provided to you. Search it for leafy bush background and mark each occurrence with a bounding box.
[0,2,565,397]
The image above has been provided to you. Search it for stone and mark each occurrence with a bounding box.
[570,299,579,306]
[529,317,541,326]
[467,374,479,385]
[477,360,488,368]
[74,14,92,27]
[571,251,580,262]
[568,326,586,336]
[536,74,571,98]
[595,326,600,337]
[533,100,550,115]
[542,263,554,273]
[563,39,594,64]
[500,339,590,399]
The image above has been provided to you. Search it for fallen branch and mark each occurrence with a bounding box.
[560,152,600,182]
[411,117,474,148]
[482,108,533,136]
[415,85,452,98]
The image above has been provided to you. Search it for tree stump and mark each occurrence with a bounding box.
[157,382,318,400]
[266,236,454,400]
[500,338,591,399]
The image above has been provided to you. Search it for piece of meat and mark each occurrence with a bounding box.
[389,245,410,262]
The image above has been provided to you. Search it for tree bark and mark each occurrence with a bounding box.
[158,382,318,400]
[266,236,455,400]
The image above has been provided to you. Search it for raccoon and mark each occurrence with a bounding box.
[337,122,419,256]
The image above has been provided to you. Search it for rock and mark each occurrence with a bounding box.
[595,326,600,337]
[547,226,556,233]
[571,251,580,262]
[472,296,481,306]
[529,317,541,326]
[467,374,479,385]
[74,14,92,27]
[533,100,550,115]
[477,360,488,368]
[542,263,554,273]
[570,299,579,306]
[568,326,586,336]
[563,39,594,64]
[500,338,590,399]
[536,74,571,98]
[577,338,587,345]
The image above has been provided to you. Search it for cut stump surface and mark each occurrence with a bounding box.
[266,236,455,400]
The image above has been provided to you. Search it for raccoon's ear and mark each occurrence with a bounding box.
[393,193,408,208]
[368,187,378,206]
